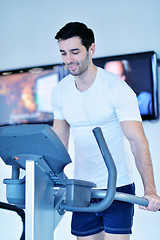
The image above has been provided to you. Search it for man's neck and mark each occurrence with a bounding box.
[75,64,97,91]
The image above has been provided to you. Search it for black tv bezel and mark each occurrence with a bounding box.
[0,51,159,126]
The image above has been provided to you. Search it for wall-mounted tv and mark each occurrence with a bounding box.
[93,51,159,120]
[0,64,69,126]
[0,51,158,126]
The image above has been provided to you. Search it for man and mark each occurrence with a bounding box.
[52,22,160,240]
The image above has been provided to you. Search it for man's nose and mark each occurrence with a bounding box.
[66,53,74,64]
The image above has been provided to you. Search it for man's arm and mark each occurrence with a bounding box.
[120,121,160,212]
[53,119,70,150]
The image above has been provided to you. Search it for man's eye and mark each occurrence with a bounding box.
[61,52,66,56]
[72,51,79,55]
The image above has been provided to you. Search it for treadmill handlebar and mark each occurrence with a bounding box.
[91,189,149,207]
[60,127,150,213]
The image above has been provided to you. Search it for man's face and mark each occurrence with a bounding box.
[58,36,90,76]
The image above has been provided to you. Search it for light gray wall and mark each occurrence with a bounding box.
[0,0,160,239]
[1,0,160,70]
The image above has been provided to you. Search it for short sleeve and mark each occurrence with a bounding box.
[51,84,65,120]
[113,80,142,122]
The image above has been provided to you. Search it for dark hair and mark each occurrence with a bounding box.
[55,22,95,51]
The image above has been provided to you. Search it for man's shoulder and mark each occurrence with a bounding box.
[53,73,73,92]
[97,67,123,88]
[59,73,73,86]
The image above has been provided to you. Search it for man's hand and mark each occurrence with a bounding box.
[139,194,160,212]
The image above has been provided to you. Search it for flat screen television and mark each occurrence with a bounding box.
[0,64,69,126]
[93,51,159,120]
[0,51,158,126]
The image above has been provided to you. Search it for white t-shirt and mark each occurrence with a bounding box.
[51,67,142,188]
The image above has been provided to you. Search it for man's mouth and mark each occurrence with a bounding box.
[67,63,79,71]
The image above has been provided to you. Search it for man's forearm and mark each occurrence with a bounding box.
[130,137,156,195]
[53,119,70,150]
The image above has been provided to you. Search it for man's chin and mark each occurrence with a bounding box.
[69,70,79,76]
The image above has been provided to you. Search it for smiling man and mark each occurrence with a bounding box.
[51,22,160,240]
[59,40,91,76]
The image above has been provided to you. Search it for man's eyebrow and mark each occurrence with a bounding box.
[69,48,80,52]
[60,48,80,53]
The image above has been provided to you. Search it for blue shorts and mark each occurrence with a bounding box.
[71,183,135,237]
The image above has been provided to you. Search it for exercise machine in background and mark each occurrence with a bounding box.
[0,124,148,240]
